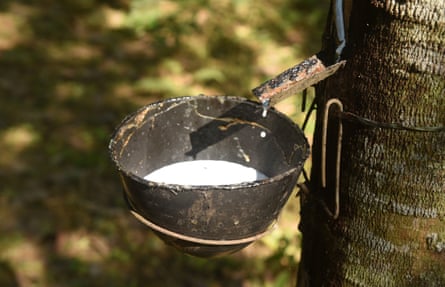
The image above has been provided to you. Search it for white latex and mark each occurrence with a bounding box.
[144,160,268,186]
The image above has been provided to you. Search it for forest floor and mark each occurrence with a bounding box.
[0,0,327,286]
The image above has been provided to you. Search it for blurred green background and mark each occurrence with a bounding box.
[0,0,327,286]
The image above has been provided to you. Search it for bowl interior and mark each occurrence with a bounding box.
[110,95,309,182]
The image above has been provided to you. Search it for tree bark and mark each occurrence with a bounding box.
[298,0,444,286]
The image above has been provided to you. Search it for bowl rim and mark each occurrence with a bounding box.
[109,95,310,191]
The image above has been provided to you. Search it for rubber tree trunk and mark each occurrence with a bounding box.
[298,1,444,286]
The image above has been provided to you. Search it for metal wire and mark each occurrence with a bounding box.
[340,111,445,133]
[321,98,343,219]
[130,210,276,246]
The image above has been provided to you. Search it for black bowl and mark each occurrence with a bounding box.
[109,95,309,257]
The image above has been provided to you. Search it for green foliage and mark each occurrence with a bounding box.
[123,0,328,99]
